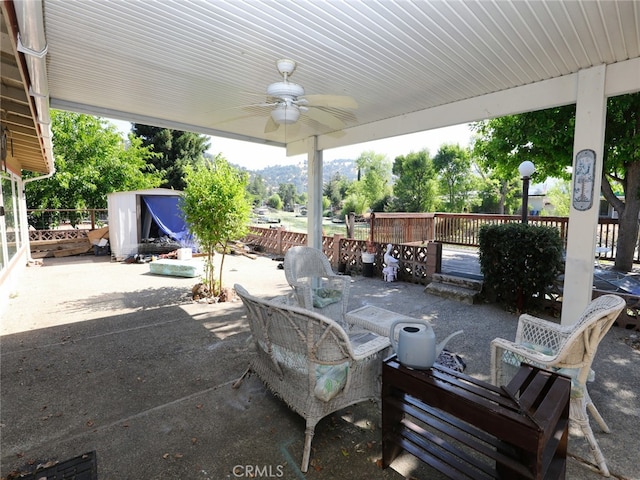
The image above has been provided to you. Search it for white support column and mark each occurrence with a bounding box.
[561,65,607,325]
[17,176,31,258]
[307,136,323,250]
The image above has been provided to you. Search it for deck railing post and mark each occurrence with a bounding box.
[426,241,442,281]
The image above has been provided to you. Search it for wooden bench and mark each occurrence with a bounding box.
[382,358,570,479]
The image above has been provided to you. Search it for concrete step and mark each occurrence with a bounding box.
[424,281,480,304]
[432,273,483,292]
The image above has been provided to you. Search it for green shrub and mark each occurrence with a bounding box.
[266,194,283,210]
[479,223,563,312]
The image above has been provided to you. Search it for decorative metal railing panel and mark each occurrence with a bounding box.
[30,230,89,241]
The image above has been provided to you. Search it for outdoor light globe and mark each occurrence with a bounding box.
[519,160,536,178]
[271,104,300,124]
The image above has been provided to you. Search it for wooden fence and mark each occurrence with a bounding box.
[242,226,441,285]
[369,212,435,244]
[28,210,635,264]
[25,212,638,330]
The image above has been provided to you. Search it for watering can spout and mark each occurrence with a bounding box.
[436,330,464,356]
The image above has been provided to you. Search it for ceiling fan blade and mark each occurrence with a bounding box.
[305,108,345,130]
[282,122,301,137]
[249,102,278,108]
[302,94,358,109]
[264,117,280,133]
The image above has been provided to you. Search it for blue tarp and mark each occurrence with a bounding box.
[142,195,196,250]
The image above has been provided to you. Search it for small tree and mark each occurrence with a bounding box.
[266,193,283,210]
[392,149,439,212]
[356,150,393,208]
[433,144,472,212]
[181,156,250,297]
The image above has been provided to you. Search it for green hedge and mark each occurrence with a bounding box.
[478,223,564,311]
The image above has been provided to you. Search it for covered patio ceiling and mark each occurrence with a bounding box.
[2,1,639,173]
[38,0,640,160]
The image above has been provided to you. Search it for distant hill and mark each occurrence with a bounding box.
[234,158,359,193]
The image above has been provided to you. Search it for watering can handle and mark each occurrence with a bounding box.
[388,319,431,352]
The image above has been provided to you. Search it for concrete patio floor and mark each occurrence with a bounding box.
[1,253,638,479]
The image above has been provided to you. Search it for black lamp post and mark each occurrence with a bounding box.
[518,161,535,224]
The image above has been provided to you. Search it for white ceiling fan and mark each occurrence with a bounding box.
[256,59,358,134]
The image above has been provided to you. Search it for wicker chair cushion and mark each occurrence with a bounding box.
[314,363,349,401]
[312,288,343,308]
[259,340,350,402]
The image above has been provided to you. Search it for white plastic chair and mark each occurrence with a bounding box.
[490,294,626,477]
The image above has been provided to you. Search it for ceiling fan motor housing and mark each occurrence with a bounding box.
[266,81,304,99]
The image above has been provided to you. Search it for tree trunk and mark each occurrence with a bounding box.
[611,162,640,272]
[218,240,227,297]
[614,204,640,272]
[498,180,507,214]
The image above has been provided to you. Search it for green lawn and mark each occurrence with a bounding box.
[252,210,364,237]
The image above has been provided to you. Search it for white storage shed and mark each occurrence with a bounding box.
[107,188,193,261]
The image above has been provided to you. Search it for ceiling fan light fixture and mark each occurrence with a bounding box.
[271,104,299,124]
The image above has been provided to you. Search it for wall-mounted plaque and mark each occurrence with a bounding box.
[572,149,596,211]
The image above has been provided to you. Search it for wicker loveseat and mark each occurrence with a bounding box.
[233,283,389,473]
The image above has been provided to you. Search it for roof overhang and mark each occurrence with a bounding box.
[1,0,54,175]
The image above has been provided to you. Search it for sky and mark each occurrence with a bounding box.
[108,119,473,170]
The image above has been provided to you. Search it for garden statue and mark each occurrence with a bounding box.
[383,244,399,282]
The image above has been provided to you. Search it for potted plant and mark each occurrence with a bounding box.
[361,241,376,277]
[362,241,376,263]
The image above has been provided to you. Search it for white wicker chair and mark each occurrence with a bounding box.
[490,294,626,477]
[232,283,389,473]
[283,246,351,324]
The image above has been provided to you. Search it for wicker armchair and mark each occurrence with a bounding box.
[284,246,351,324]
[232,283,389,473]
[491,294,625,477]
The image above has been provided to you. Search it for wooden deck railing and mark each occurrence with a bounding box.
[432,213,631,263]
[369,212,435,244]
[433,213,569,246]
[28,210,635,264]
[25,210,639,329]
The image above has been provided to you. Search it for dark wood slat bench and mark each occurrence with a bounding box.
[382,357,570,479]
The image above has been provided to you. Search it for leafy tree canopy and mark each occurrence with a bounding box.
[433,144,473,212]
[247,174,268,205]
[25,111,162,213]
[278,183,298,211]
[132,124,210,190]
[391,149,439,212]
[266,193,283,210]
[472,92,640,271]
[356,151,393,208]
[324,172,350,212]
